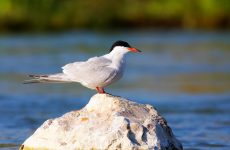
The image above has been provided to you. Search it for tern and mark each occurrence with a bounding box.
[24,40,141,94]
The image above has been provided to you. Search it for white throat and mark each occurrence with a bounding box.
[105,46,129,68]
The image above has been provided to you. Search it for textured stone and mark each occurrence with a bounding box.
[20,94,183,150]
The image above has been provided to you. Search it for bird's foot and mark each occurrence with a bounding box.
[96,87,106,94]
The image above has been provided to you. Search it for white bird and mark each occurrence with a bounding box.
[24,40,141,94]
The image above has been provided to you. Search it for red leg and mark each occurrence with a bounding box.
[96,87,101,93]
[101,88,105,94]
[96,87,106,94]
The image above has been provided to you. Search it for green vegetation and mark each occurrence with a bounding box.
[0,0,229,32]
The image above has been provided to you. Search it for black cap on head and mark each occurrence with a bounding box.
[109,40,131,52]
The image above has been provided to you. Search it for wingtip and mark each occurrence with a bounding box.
[28,74,35,77]
[22,80,36,84]
[22,78,42,84]
[28,74,48,78]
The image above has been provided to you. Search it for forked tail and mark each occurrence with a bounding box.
[23,73,72,84]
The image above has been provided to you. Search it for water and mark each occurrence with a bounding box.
[0,30,230,150]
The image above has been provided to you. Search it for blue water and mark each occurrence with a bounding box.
[0,31,230,150]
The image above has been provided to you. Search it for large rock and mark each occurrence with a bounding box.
[20,94,183,150]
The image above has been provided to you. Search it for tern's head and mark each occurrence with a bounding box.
[109,40,141,53]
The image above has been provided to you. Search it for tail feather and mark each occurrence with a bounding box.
[23,73,72,84]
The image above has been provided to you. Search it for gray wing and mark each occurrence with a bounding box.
[62,56,115,83]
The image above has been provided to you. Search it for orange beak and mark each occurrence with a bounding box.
[128,47,142,53]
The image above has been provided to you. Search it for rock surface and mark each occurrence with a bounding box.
[20,94,183,150]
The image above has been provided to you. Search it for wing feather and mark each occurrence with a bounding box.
[62,56,114,85]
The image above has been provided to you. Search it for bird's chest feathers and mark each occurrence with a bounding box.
[110,53,125,68]
[111,57,126,79]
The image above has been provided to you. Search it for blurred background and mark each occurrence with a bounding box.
[0,0,230,150]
